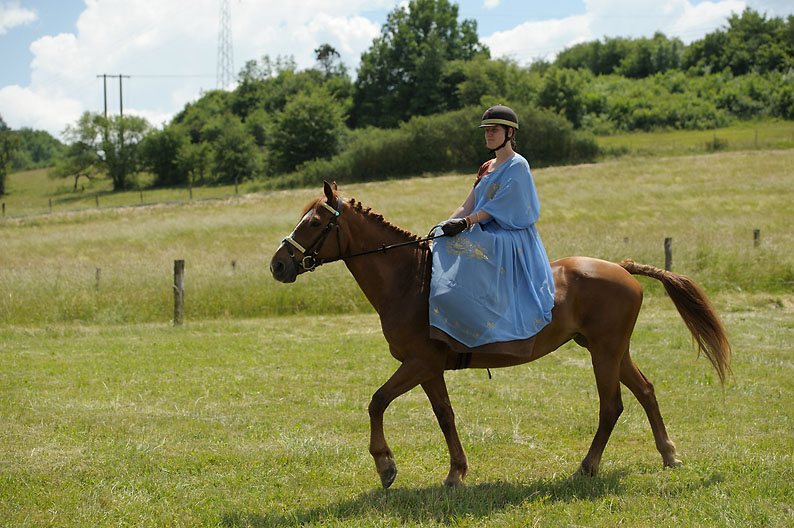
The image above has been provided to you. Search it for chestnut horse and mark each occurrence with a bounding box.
[270,181,731,488]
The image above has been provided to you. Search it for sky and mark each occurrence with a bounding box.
[1,0,792,139]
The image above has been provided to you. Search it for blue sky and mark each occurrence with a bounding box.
[1,0,792,138]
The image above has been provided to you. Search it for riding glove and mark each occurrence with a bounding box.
[441,218,468,237]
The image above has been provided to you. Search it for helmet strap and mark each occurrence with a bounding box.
[489,126,512,155]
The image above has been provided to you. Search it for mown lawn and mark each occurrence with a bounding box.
[1,296,792,526]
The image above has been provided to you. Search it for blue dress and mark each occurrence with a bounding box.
[429,154,555,349]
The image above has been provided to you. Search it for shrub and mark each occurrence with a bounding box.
[270,106,600,189]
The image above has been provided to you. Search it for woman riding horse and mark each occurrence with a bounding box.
[430,105,555,357]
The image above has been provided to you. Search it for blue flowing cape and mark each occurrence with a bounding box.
[429,154,555,348]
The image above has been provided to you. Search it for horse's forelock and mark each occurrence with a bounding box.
[300,197,323,217]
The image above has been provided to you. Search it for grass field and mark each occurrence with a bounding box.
[1,142,793,526]
[1,301,793,526]
[2,120,793,219]
[598,120,794,157]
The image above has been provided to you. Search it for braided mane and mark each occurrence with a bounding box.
[345,197,423,243]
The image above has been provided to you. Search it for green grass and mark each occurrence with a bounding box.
[597,120,794,158]
[0,168,259,219]
[1,143,794,526]
[1,297,792,526]
[2,149,792,325]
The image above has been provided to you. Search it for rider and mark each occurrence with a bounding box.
[429,105,555,353]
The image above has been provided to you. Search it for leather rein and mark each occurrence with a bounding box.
[281,196,446,272]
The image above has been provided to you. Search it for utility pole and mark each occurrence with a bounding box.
[96,74,129,118]
[96,74,131,187]
[97,74,108,118]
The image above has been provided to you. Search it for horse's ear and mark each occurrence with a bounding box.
[323,180,337,201]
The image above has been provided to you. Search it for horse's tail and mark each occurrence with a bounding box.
[620,259,732,385]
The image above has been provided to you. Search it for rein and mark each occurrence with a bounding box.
[282,197,446,272]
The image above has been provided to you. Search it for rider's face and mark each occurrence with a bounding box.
[484,125,506,148]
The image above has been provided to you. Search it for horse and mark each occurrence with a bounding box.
[269,181,732,488]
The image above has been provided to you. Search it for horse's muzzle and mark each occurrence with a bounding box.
[270,255,297,283]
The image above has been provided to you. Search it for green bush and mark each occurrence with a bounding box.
[268,106,600,189]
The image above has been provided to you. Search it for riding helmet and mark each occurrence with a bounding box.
[479,105,519,129]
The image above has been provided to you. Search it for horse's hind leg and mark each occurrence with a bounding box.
[620,354,682,468]
[575,348,624,477]
[421,375,468,486]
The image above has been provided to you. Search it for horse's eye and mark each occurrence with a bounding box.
[310,219,322,228]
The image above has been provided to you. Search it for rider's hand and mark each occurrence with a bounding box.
[441,218,468,237]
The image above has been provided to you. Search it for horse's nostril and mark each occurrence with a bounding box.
[271,260,284,276]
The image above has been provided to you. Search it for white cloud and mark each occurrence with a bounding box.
[485,0,749,64]
[0,0,36,34]
[0,84,82,135]
[483,15,591,63]
[671,0,747,43]
[483,0,500,9]
[2,0,392,138]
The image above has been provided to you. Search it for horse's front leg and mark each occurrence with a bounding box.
[368,360,433,489]
[421,375,468,486]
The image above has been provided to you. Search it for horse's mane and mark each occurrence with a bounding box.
[345,197,423,243]
[302,195,426,246]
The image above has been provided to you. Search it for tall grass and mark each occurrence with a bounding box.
[2,149,792,325]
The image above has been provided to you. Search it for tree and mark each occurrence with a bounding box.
[140,126,189,187]
[351,0,489,128]
[10,128,65,170]
[201,113,261,183]
[176,141,213,188]
[50,140,97,191]
[59,112,150,191]
[616,33,684,78]
[314,44,346,79]
[683,8,794,75]
[0,115,22,196]
[270,87,346,172]
[536,68,589,128]
[452,56,539,108]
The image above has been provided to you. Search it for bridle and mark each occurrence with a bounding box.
[281,198,343,272]
[280,195,445,273]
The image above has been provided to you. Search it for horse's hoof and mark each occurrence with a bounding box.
[569,464,597,480]
[664,457,683,468]
[442,478,463,488]
[379,460,397,489]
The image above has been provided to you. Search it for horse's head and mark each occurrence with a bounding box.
[270,181,343,283]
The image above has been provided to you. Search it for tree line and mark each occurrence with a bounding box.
[1,2,792,195]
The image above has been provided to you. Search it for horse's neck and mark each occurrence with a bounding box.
[342,207,428,313]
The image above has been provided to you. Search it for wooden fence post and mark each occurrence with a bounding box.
[664,237,673,271]
[95,268,101,292]
[49,198,52,214]
[753,229,761,247]
[1,203,4,217]
[174,260,185,326]
[95,194,99,208]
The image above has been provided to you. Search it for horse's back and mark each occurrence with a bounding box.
[546,257,644,344]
